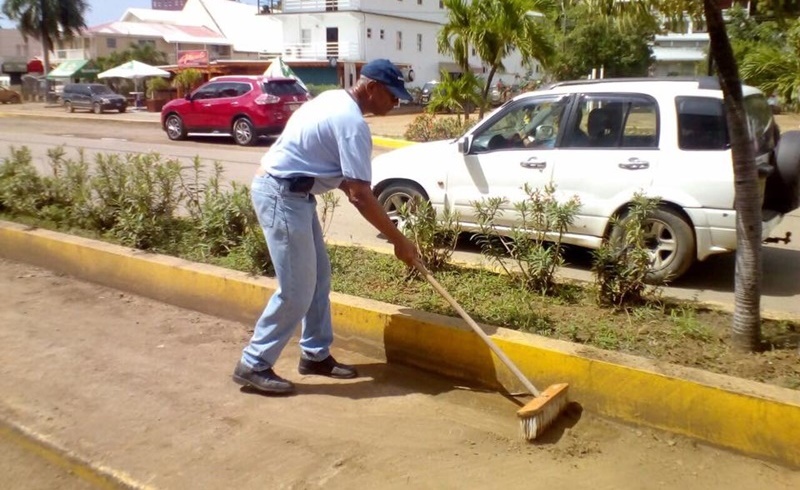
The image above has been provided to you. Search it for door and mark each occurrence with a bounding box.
[201,82,251,132]
[326,27,339,57]
[182,82,222,131]
[446,96,568,230]
[554,93,659,239]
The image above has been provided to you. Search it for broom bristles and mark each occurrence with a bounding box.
[516,383,569,441]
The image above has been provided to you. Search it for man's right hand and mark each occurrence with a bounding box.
[393,235,419,268]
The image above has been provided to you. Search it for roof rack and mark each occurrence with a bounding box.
[543,76,720,91]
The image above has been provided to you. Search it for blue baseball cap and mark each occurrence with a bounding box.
[361,59,412,101]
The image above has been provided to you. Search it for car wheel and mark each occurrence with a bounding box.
[11,96,20,104]
[119,106,126,113]
[232,118,256,146]
[376,182,427,229]
[64,101,73,113]
[165,114,187,141]
[765,130,800,214]
[93,102,102,114]
[611,207,695,284]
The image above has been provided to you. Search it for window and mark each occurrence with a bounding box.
[676,96,728,150]
[380,29,385,40]
[564,95,658,149]
[418,0,423,4]
[472,97,568,152]
[367,28,372,39]
[439,0,444,8]
[193,83,221,100]
[417,33,423,52]
[263,80,308,96]
[106,38,117,49]
[137,39,155,48]
[396,31,403,50]
[301,29,311,46]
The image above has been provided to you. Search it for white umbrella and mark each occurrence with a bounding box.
[263,56,307,91]
[97,60,170,80]
[98,61,171,107]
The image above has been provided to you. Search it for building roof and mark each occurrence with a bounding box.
[121,8,187,25]
[652,47,707,62]
[87,21,232,46]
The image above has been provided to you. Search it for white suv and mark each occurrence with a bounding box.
[371,78,800,282]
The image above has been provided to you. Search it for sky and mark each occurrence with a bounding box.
[1,1,263,28]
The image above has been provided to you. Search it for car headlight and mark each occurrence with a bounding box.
[101,98,110,103]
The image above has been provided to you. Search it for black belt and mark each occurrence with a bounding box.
[273,174,315,193]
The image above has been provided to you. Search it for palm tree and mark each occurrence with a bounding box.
[585,0,768,351]
[471,0,557,117]
[437,0,473,74]
[2,0,89,94]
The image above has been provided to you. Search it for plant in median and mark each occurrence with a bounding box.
[397,196,461,272]
[0,146,45,216]
[472,183,580,294]
[592,193,661,309]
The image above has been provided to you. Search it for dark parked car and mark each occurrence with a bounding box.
[419,80,440,105]
[62,83,127,114]
[160,75,310,146]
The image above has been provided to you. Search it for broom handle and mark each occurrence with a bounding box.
[414,261,541,397]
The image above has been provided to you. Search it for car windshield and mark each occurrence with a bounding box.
[422,82,437,93]
[90,85,114,95]
[262,80,307,96]
[471,96,568,151]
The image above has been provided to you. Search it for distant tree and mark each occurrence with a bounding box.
[96,43,168,71]
[2,0,89,92]
[551,3,657,80]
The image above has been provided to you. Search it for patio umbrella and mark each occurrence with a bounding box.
[263,56,307,91]
[98,60,171,103]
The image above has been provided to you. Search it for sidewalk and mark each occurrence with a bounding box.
[3,256,800,489]
[0,101,421,139]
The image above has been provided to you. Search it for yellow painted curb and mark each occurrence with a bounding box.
[372,135,416,149]
[1,220,799,467]
[0,417,153,490]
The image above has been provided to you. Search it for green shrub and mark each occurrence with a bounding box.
[0,146,45,216]
[403,113,474,142]
[398,197,461,272]
[592,194,661,308]
[473,183,580,294]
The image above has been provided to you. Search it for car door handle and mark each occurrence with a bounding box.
[618,158,649,170]
[520,159,546,170]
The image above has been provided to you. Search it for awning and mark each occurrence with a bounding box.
[2,61,29,73]
[46,59,100,79]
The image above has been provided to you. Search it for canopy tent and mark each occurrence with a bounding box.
[263,57,307,91]
[97,60,170,80]
[46,59,100,80]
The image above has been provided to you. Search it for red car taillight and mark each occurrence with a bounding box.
[255,94,280,105]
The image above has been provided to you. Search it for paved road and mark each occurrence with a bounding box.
[0,109,798,318]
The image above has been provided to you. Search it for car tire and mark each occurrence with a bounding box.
[610,207,695,284]
[164,114,187,141]
[765,130,800,214]
[119,107,126,113]
[376,182,427,228]
[64,101,73,113]
[232,118,256,146]
[93,102,102,114]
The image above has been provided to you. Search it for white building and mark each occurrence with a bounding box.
[651,32,709,77]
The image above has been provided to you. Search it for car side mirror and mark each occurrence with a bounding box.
[457,135,473,154]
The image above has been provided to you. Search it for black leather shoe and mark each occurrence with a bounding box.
[232,361,295,394]
[298,355,358,379]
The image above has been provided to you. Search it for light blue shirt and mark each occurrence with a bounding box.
[260,89,373,194]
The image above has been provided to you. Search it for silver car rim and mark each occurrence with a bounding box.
[234,120,252,144]
[643,218,678,272]
[166,116,183,139]
[382,191,419,230]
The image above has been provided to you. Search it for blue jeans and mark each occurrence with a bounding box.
[241,174,333,371]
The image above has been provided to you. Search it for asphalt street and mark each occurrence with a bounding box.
[0,105,798,318]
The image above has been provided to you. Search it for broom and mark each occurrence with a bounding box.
[414,260,569,440]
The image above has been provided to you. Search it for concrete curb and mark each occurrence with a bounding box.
[0,108,417,147]
[0,416,152,490]
[1,220,799,467]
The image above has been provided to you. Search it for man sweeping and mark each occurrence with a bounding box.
[233,59,420,394]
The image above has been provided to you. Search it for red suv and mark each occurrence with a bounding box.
[161,75,310,146]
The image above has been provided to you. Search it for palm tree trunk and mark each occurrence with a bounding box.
[703,0,762,352]
[40,0,51,100]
